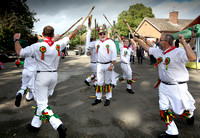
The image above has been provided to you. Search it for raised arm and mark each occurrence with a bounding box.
[189,30,196,48]
[13,33,22,56]
[139,35,154,47]
[178,34,196,61]
[133,37,150,53]
[86,28,91,48]
[114,29,122,43]
[68,24,83,40]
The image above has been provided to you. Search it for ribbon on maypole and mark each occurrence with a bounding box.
[60,17,83,38]
[88,15,92,28]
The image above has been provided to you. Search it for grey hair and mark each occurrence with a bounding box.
[164,34,174,45]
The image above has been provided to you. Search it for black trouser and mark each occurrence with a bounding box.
[150,55,156,64]
[137,56,143,64]
[130,55,135,64]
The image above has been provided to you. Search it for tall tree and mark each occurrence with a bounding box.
[115,3,154,37]
[0,0,37,51]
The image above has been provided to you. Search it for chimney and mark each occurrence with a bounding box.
[169,11,178,24]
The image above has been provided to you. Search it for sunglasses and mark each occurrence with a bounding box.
[99,33,106,36]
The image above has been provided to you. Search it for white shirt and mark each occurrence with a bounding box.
[89,39,117,63]
[20,37,69,71]
[85,29,97,62]
[149,47,189,82]
[24,56,37,71]
[119,42,134,63]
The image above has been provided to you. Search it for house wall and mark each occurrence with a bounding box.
[137,20,161,40]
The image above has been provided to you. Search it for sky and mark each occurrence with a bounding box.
[27,0,200,35]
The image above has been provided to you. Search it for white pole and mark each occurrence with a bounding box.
[196,37,199,71]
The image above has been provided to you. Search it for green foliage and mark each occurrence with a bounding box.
[0,0,37,51]
[115,3,154,37]
[69,25,87,48]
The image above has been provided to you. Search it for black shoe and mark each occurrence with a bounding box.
[84,80,90,86]
[104,99,110,106]
[126,89,134,94]
[15,93,22,107]
[159,133,178,138]
[57,124,67,138]
[28,124,40,132]
[186,116,194,125]
[92,99,102,105]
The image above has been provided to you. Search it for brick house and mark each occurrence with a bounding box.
[182,15,200,30]
[135,11,193,41]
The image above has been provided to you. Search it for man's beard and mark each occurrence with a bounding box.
[100,37,106,41]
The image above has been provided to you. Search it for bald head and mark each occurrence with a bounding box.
[43,26,54,38]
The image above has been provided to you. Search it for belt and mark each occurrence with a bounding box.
[37,70,57,73]
[161,81,187,85]
[97,61,111,64]
[91,62,97,63]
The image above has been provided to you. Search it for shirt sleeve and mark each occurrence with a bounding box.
[57,37,70,51]
[88,40,96,49]
[177,48,189,63]
[86,29,91,49]
[119,42,123,51]
[149,47,160,58]
[19,44,36,58]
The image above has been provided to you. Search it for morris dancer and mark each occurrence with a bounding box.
[14,24,83,138]
[115,32,135,94]
[89,25,117,106]
[84,29,97,87]
[15,36,38,107]
[84,16,97,87]
[134,33,196,138]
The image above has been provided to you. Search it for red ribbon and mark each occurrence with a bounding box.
[154,79,161,88]
[106,45,110,54]
[163,46,176,55]
[41,53,44,60]
[123,46,129,49]
[96,45,100,53]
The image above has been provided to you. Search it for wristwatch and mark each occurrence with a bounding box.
[14,39,19,42]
